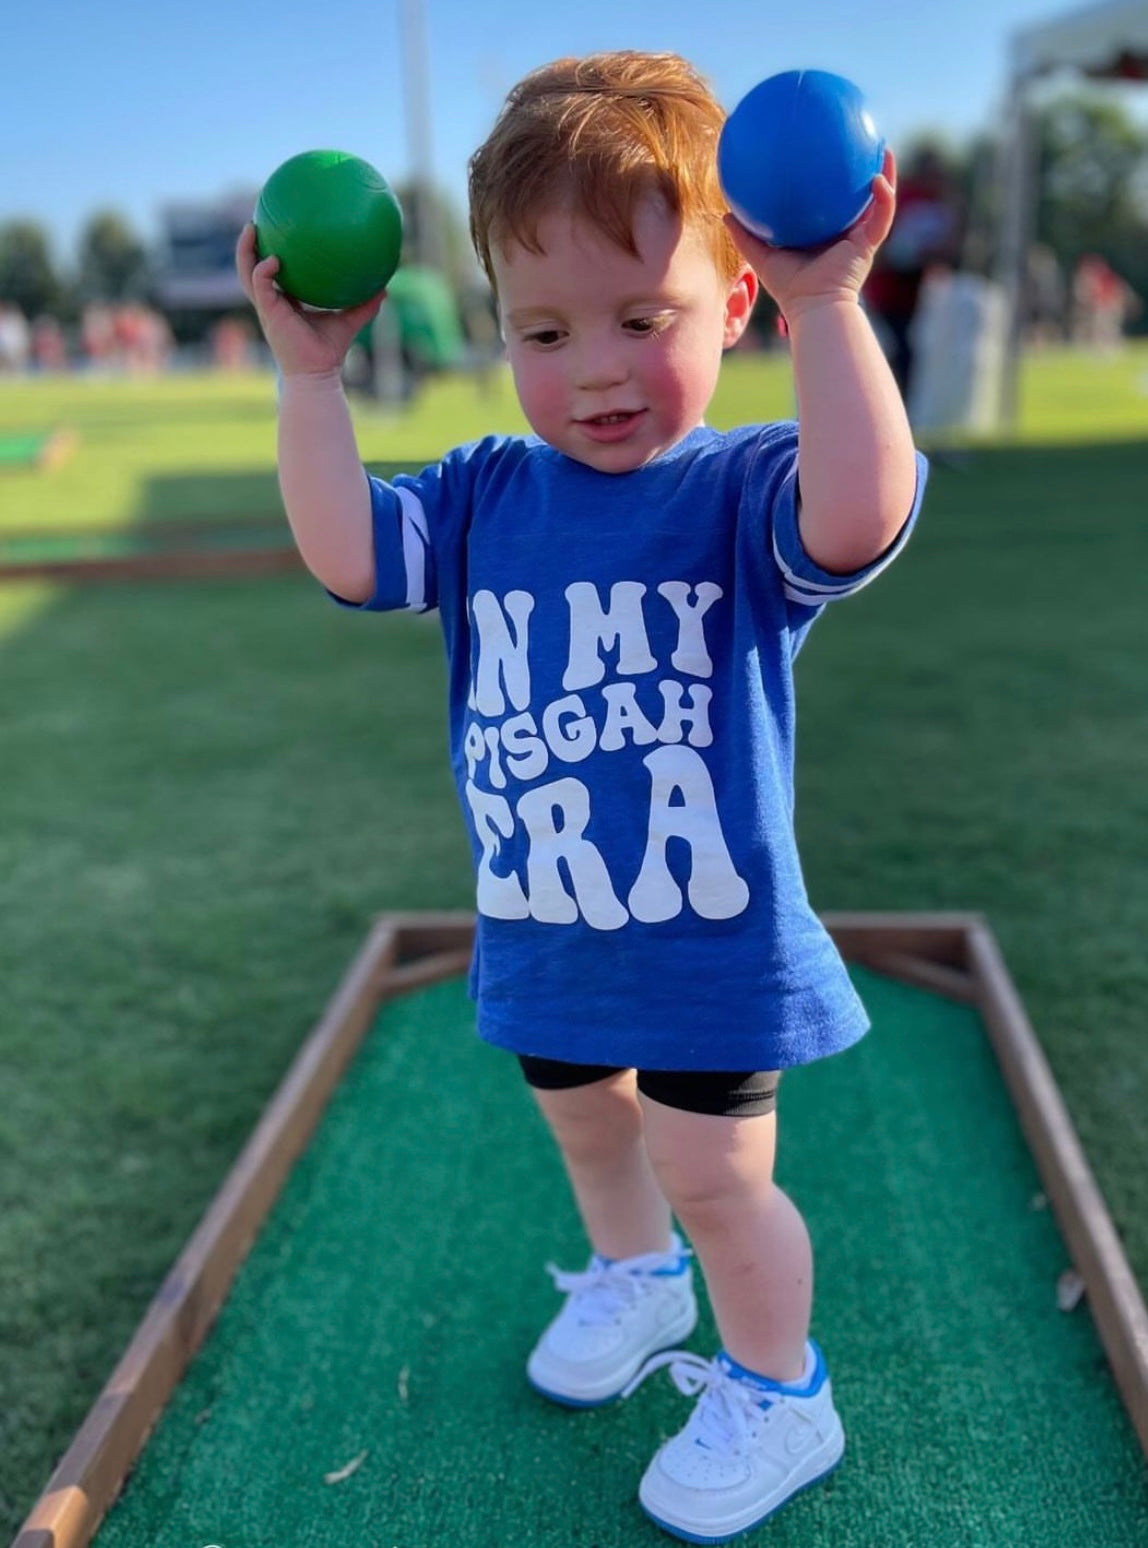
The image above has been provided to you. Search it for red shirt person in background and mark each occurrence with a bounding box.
[863,149,961,401]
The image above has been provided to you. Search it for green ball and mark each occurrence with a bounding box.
[253,150,404,310]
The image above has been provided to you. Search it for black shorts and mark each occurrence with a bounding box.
[517,1054,780,1118]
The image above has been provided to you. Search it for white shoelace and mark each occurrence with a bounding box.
[622,1351,773,1452]
[546,1247,691,1327]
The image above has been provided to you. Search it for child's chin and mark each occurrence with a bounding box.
[561,427,667,474]
[569,442,654,474]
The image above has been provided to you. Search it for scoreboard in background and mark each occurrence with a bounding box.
[153,194,255,313]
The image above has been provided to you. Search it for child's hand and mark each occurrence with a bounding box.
[235,223,386,378]
[726,149,896,323]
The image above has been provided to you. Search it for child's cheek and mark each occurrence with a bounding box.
[649,344,706,427]
[514,354,567,434]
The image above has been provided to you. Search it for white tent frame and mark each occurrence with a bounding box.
[997,0,1148,419]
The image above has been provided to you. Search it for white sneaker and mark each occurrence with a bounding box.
[526,1234,698,1407]
[630,1342,845,1543]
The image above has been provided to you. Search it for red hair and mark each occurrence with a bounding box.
[468,52,742,293]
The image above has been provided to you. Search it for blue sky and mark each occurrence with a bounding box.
[4,0,1143,263]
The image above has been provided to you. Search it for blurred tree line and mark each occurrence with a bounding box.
[0,212,147,323]
[925,88,1148,330]
[1,90,1146,336]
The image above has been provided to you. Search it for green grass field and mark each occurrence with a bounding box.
[1,345,1147,1539]
[1,341,1146,535]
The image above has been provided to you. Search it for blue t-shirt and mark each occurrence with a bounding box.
[340,422,925,1071]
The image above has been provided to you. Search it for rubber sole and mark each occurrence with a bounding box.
[638,1423,845,1543]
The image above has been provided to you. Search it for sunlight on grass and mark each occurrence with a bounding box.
[0,374,283,531]
[1011,341,1148,444]
[0,337,1143,538]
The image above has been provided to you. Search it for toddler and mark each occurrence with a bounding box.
[237,50,923,1543]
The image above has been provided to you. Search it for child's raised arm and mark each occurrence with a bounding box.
[236,223,385,602]
[726,152,918,575]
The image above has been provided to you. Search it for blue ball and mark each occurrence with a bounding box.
[718,71,885,250]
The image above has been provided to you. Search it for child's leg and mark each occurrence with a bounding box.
[639,1096,809,1383]
[522,1063,695,1407]
[529,1070,673,1260]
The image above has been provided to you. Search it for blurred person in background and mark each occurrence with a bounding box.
[211,314,256,371]
[1024,244,1068,347]
[81,303,116,367]
[31,314,67,371]
[862,148,962,402]
[0,302,31,372]
[1072,254,1141,353]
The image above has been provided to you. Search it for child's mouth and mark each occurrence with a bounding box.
[579,410,645,441]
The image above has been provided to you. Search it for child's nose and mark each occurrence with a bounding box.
[575,337,628,390]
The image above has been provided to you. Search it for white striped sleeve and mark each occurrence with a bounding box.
[325,475,438,612]
[396,485,432,611]
[772,452,928,609]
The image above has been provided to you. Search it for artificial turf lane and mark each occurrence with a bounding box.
[91,966,1148,1548]
[0,434,50,467]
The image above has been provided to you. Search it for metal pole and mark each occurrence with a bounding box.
[995,64,1035,427]
[400,0,440,268]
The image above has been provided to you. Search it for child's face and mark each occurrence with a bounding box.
[494,197,755,474]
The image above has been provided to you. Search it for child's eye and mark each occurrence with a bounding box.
[524,328,565,347]
[624,315,668,336]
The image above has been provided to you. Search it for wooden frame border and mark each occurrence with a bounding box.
[0,551,301,585]
[0,517,300,585]
[13,911,1148,1548]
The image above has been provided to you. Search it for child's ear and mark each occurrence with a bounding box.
[723,265,758,348]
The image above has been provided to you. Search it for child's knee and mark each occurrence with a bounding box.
[642,1103,778,1214]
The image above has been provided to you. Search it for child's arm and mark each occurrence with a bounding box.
[727,152,917,575]
[236,224,385,602]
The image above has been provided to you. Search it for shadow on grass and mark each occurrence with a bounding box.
[132,462,429,526]
[909,437,1148,556]
[28,433,1143,549]
[0,464,433,565]
[73,435,1148,536]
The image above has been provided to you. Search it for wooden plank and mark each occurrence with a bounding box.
[965,921,1148,1459]
[0,549,301,585]
[383,947,475,996]
[391,911,476,962]
[822,910,981,969]
[856,950,978,1004]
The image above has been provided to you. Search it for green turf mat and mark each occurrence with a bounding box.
[0,434,50,467]
[92,968,1148,1547]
